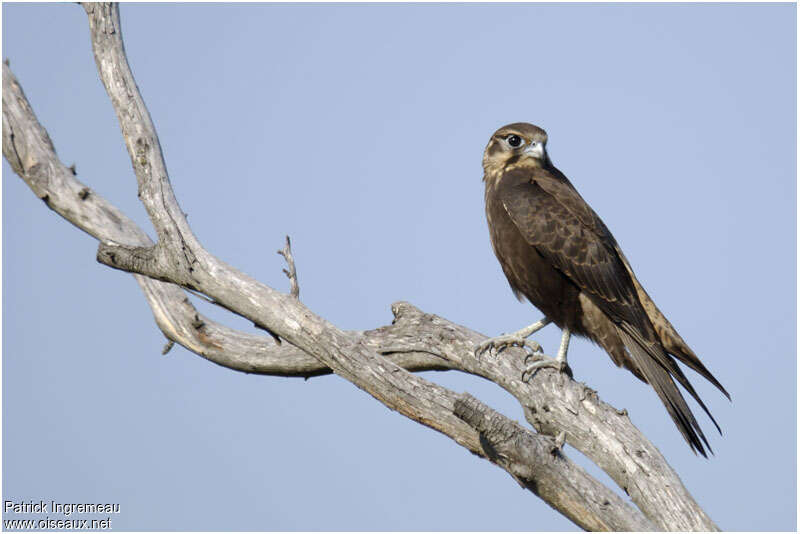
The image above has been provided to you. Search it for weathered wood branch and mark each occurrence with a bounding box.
[1,63,451,378]
[1,3,720,530]
[3,60,647,532]
[277,235,300,299]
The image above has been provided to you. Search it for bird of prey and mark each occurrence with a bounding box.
[477,122,729,456]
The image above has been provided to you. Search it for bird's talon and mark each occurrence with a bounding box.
[523,351,540,366]
[476,333,536,359]
[520,354,570,383]
[526,340,543,354]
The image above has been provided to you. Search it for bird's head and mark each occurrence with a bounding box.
[483,123,549,177]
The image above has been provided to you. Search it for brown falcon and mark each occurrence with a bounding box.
[477,122,729,456]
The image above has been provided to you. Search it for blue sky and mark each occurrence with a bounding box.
[3,3,796,531]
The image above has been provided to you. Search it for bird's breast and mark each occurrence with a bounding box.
[483,184,581,328]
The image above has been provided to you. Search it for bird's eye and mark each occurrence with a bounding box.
[506,134,523,148]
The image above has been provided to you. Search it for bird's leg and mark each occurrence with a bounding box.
[474,318,551,358]
[522,327,572,382]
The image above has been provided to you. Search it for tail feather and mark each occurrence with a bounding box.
[670,345,731,401]
[617,327,714,456]
[613,245,730,402]
[666,361,722,436]
[621,323,723,437]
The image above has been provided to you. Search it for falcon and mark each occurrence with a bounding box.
[477,122,729,456]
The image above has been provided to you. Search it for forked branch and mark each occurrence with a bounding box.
[1,3,720,530]
[1,44,650,534]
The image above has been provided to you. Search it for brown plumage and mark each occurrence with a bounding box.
[480,122,729,456]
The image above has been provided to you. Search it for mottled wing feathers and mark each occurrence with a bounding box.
[497,165,724,456]
[497,168,650,334]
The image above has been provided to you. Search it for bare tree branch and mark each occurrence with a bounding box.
[1,60,453,377]
[453,393,660,531]
[1,3,721,530]
[2,51,648,534]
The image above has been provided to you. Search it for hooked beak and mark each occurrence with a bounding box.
[524,142,545,160]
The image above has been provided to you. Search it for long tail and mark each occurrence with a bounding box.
[613,246,730,402]
[616,325,721,457]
